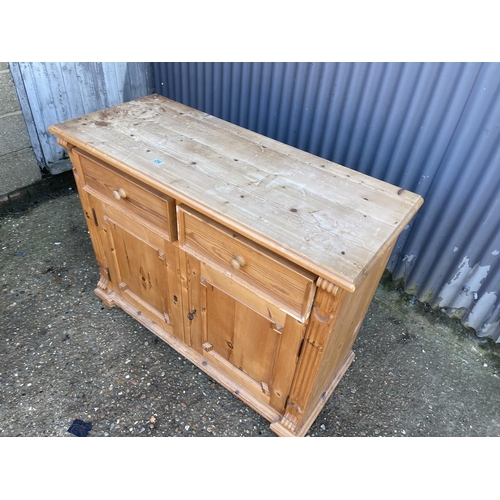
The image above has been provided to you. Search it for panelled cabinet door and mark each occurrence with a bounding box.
[100,202,175,333]
[193,260,306,412]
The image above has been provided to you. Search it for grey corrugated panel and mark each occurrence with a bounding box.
[395,63,500,341]
[11,62,154,168]
[152,62,500,342]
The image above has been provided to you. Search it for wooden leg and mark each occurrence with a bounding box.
[270,350,355,437]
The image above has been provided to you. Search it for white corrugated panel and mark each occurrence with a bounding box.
[10,62,153,169]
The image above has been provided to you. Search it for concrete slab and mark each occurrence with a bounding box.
[0,149,42,196]
[0,113,32,157]
[0,69,21,116]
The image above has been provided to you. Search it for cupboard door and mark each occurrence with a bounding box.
[100,203,179,335]
[190,258,306,411]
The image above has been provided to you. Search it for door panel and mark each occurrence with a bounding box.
[204,282,281,390]
[195,262,307,410]
[102,205,174,332]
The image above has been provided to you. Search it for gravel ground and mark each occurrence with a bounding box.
[1,185,499,439]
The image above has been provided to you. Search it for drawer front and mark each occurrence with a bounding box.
[76,150,177,241]
[178,205,316,321]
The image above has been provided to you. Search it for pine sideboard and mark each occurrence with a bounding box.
[48,94,423,437]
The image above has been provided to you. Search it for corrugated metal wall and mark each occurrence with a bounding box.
[153,62,500,342]
[10,62,153,171]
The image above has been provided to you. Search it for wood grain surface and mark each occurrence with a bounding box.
[49,94,423,291]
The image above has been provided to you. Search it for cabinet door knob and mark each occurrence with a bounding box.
[230,255,245,270]
[112,188,127,200]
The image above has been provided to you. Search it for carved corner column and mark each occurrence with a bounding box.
[271,278,344,436]
[58,138,116,305]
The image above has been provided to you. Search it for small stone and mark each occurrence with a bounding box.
[185,425,190,431]
[320,424,326,430]
[149,416,156,423]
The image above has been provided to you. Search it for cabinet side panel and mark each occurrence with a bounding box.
[308,241,396,410]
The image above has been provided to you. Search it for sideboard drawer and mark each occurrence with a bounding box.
[178,205,316,322]
[77,150,177,241]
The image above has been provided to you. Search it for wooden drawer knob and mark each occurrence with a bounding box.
[112,188,127,200]
[230,255,245,270]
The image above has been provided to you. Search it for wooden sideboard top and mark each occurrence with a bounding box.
[48,94,423,291]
